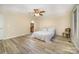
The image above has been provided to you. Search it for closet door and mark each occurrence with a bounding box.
[73,8,77,39]
[77,6,79,43]
[72,5,79,48]
[72,7,77,41]
[0,15,5,39]
[75,6,79,47]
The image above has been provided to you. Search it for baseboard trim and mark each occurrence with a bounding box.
[1,34,30,40]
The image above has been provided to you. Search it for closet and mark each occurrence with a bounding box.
[72,5,79,49]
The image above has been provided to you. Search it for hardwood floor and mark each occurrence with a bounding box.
[0,35,79,54]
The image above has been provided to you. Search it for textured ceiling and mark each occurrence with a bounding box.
[0,4,74,16]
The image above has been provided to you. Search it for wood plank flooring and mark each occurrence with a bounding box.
[0,35,79,54]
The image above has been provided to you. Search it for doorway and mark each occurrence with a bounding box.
[0,15,5,39]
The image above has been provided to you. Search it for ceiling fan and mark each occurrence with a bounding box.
[34,9,45,16]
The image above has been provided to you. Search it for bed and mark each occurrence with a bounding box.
[31,27,56,42]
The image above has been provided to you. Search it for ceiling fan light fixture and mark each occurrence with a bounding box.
[34,13,40,16]
[34,9,45,16]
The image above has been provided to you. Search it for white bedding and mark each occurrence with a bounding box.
[31,28,55,42]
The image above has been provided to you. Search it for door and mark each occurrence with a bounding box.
[0,15,4,39]
[72,6,79,48]
[73,8,77,39]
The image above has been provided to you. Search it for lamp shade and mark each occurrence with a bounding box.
[34,13,40,16]
[31,21,35,23]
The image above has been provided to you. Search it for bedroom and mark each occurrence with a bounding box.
[0,4,79,54]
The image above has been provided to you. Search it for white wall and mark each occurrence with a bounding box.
[0,4,73,39]
[0,10,31,39]
[0,6,41,39]
[36,13,71,36]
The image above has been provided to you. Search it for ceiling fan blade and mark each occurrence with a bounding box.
[34,9,38,11]
[40,11,45,13]
[34,9,40,13]
[39,13,43,16]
